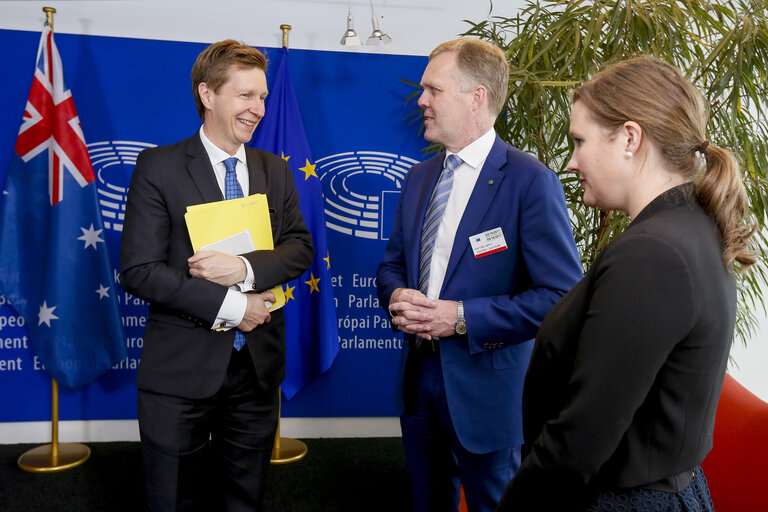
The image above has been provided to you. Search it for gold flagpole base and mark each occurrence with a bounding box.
[270,437,307,465]
[18,443,91,473]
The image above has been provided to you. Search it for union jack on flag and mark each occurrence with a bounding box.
[0,26,125,389]
[15,27,95,206]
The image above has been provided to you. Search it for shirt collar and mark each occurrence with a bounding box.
[198,126,247,167]
[447,127,496,170]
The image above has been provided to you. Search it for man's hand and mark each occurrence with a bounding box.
[188,250,246,287]
[238,292,276,332]
[388,288,458,339]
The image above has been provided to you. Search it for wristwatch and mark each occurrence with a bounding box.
[455,301,467,335]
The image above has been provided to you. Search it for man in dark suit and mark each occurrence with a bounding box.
[376,38,583,512]
[119,40,313,511]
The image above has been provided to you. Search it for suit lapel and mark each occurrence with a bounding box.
[185,134,224,204]
[245,147,266,196]
[441,136,507,292]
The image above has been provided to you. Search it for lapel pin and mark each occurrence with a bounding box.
[488,180,494,185]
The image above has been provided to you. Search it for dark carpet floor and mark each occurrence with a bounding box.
[0,438,412,511]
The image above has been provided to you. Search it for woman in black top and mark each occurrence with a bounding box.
[497,56,756,511]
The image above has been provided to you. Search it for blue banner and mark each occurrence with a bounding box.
[0,29,427,420]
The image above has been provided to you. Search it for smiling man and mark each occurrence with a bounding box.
[376,38,583,512]
[119,40,313,512]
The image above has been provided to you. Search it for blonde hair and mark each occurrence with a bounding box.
[191,40,267,121]
[573,55,755,270]
[430,38,509,117]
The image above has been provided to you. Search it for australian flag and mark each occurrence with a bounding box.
[252,47,339,399]
[0,26,126,389]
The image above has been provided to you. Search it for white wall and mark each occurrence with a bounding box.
[0,0,764,443]
[0,0,506,56]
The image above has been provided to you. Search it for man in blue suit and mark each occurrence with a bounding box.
[376,38,582,512]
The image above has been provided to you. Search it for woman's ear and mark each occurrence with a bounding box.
[623,121,643,155]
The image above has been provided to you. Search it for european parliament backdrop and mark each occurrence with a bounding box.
[0,29,428,421]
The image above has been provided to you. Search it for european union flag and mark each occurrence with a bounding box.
[252,47,340,399]
[0,27,126,389]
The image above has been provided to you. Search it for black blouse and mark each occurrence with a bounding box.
[498,183,736,511]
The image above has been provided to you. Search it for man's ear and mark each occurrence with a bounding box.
[198,82,214,110]
[471,84,488,113]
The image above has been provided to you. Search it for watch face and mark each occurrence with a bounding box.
[455,323,467,335]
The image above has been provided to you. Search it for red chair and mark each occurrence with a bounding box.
[701,373,768,512]
[462,374,768,512]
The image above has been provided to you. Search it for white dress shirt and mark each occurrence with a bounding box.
[425,127,496,300]
[198,126,257,330]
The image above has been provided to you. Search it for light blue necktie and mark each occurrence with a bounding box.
[418,154,462,296]
[223,157,246,351]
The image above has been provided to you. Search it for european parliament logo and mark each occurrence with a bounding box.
[317,151,419,241]
[87,140,156,232]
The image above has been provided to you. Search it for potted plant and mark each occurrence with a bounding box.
[407,0,768,343]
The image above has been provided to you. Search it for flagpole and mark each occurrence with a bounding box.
[17,7,92,473]
[269,23,308,465]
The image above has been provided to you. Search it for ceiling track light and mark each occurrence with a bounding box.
[340,1,363,46]
[366,0,391,45]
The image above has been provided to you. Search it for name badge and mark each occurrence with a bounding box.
[469,227,508,258]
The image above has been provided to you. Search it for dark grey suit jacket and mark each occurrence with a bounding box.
[498,183,736,510]
[119,133,314,398]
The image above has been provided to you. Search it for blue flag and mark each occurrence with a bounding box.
[0,27,126,389]
[252,47,339,399]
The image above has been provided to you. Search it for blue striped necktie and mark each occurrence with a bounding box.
[418,154,462,296]
[223,157,246,351]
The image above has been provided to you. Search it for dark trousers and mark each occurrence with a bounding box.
[401,350,521,512]
[138,348,279,512]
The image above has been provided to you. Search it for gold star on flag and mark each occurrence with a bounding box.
[323,251,331,270]
[284,284,296,301]
[305,273,320,293]
[281,151,290,162]
[299,159,317,180]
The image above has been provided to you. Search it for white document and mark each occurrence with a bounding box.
[199,229,279,310]
[200,229,256,254]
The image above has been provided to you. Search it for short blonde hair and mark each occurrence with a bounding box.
[191,40,267,121]
[430,38,509,117]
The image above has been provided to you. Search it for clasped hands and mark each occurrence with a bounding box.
[188,250,273,331]
[388,288,457,340]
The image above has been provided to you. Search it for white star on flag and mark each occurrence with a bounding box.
[95,284,110,299]
[38,301,59,327]
[78,223,104,250]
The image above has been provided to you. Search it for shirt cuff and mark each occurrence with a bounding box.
[236,256,258,292]
[212,289,247,330]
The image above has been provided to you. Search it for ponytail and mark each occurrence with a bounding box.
[694,144,756,271]
[573,56,757,272]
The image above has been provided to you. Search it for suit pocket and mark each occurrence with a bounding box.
[491,341,533,370]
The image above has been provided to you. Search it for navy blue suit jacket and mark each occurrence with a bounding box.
[377,135,582,453]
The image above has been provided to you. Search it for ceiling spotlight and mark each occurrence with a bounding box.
[340,2,363,46]
[366,0,392,45]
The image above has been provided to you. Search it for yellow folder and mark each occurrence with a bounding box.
[185,194,286,312]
